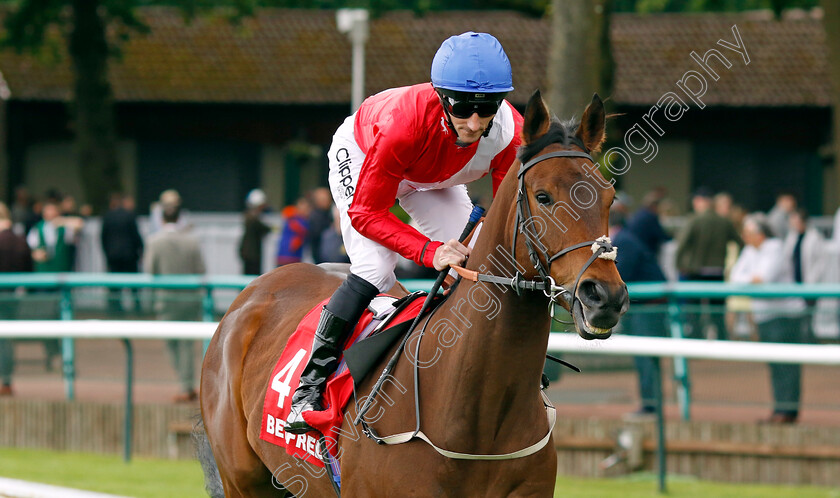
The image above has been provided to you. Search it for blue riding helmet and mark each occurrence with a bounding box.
[431,32,514,95]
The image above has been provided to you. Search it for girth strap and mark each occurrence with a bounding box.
[367,390,556,461]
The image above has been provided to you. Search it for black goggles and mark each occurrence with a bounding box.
[441,96,503,119]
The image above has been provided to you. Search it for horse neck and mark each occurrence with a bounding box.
[420,194,553,448]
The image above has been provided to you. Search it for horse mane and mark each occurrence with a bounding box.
[517,117,586,165]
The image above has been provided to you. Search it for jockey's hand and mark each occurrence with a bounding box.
[433,239,471,271]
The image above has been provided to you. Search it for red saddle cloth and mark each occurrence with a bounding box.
[259,295,424,467]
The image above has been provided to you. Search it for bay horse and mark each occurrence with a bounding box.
[199,90,628,497]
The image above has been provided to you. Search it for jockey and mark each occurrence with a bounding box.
[286,32,524,434]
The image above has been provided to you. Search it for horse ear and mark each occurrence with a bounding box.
[521,89,551,144]
[576,93,606,153]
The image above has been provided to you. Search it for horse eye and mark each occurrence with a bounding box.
[535,192,552,205]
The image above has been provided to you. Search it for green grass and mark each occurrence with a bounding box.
[1,448,839,497]
[554,473,840,497]
[0,448,206,498]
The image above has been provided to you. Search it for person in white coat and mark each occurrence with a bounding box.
[783,209,828,287]
[731,213,806,424]
[787,209,840,340]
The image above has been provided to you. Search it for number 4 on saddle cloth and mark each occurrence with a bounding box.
[259,291,431,467]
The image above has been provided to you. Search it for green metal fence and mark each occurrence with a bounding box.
[1,273,839,408]
[1,273,839,470]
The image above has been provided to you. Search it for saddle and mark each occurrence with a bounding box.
[259,291,430,467]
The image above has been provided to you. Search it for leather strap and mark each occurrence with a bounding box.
[450,265,554,292]
[370,390,556,461]
[517,150,594,178]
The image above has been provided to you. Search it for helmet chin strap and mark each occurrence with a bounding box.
[482,119,494,137]
[438,96,494,147]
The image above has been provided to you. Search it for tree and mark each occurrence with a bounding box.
[546,0,613,126]
[822,0,840,205]
[2,0,152,212]
[1,0,544,212]
[1,0,263,213]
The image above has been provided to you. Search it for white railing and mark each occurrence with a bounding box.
[3,320,839,364]
[548,333,840,365]
[4,321,839,363]
[0,320,217,340]
[1,320,839,468]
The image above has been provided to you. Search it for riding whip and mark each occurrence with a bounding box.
[354,204,484,425]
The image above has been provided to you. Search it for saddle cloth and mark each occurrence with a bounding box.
[259,294,425,467]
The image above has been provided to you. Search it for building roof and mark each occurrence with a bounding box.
[611,12,830,107]
[0,8,830,107]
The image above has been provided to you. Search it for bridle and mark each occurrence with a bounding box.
[453,149,617,317]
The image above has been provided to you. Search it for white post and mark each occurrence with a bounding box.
[336,9,369,113]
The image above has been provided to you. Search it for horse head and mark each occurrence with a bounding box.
[507,90,628,339]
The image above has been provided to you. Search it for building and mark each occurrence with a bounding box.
[0,8,833,214]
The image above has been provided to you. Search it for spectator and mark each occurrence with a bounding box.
[239,189,272,275]
[722,196,752,338]
[276,197,311,267]
[833,205,840,244]
[101,192,144,314]
[676,187,742,339]
[10,186,37,236]
[27,199,84,272]
[144,193,206,403]
[123,195,137,212]
[0,201,34,395]
[26,198,83,369]
[318,205,350,264]
[713,192,745,271]
[307,187,334,264]
[730,214,806,424]
[784,209,827,288]
[625,189,671,256]
[784,209,832,342]
[610,206,668,417]
[714,191,735,219]
[149,189,188,235]
[767,192,797,239]
[60,194,78,217]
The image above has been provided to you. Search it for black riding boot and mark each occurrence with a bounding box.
[285,307,348,434]
[286,273,379,434]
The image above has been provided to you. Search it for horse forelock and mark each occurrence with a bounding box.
[516,118,586,165]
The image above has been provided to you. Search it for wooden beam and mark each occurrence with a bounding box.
[554,437,840,459]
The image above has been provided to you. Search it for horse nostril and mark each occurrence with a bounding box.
[578,280,605,307]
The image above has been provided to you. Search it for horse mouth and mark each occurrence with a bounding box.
[572,300,613,340]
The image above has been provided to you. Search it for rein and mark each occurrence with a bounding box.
[358,298,555,461]
[362,390,556,460]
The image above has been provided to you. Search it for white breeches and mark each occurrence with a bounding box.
[326,115,472,292]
